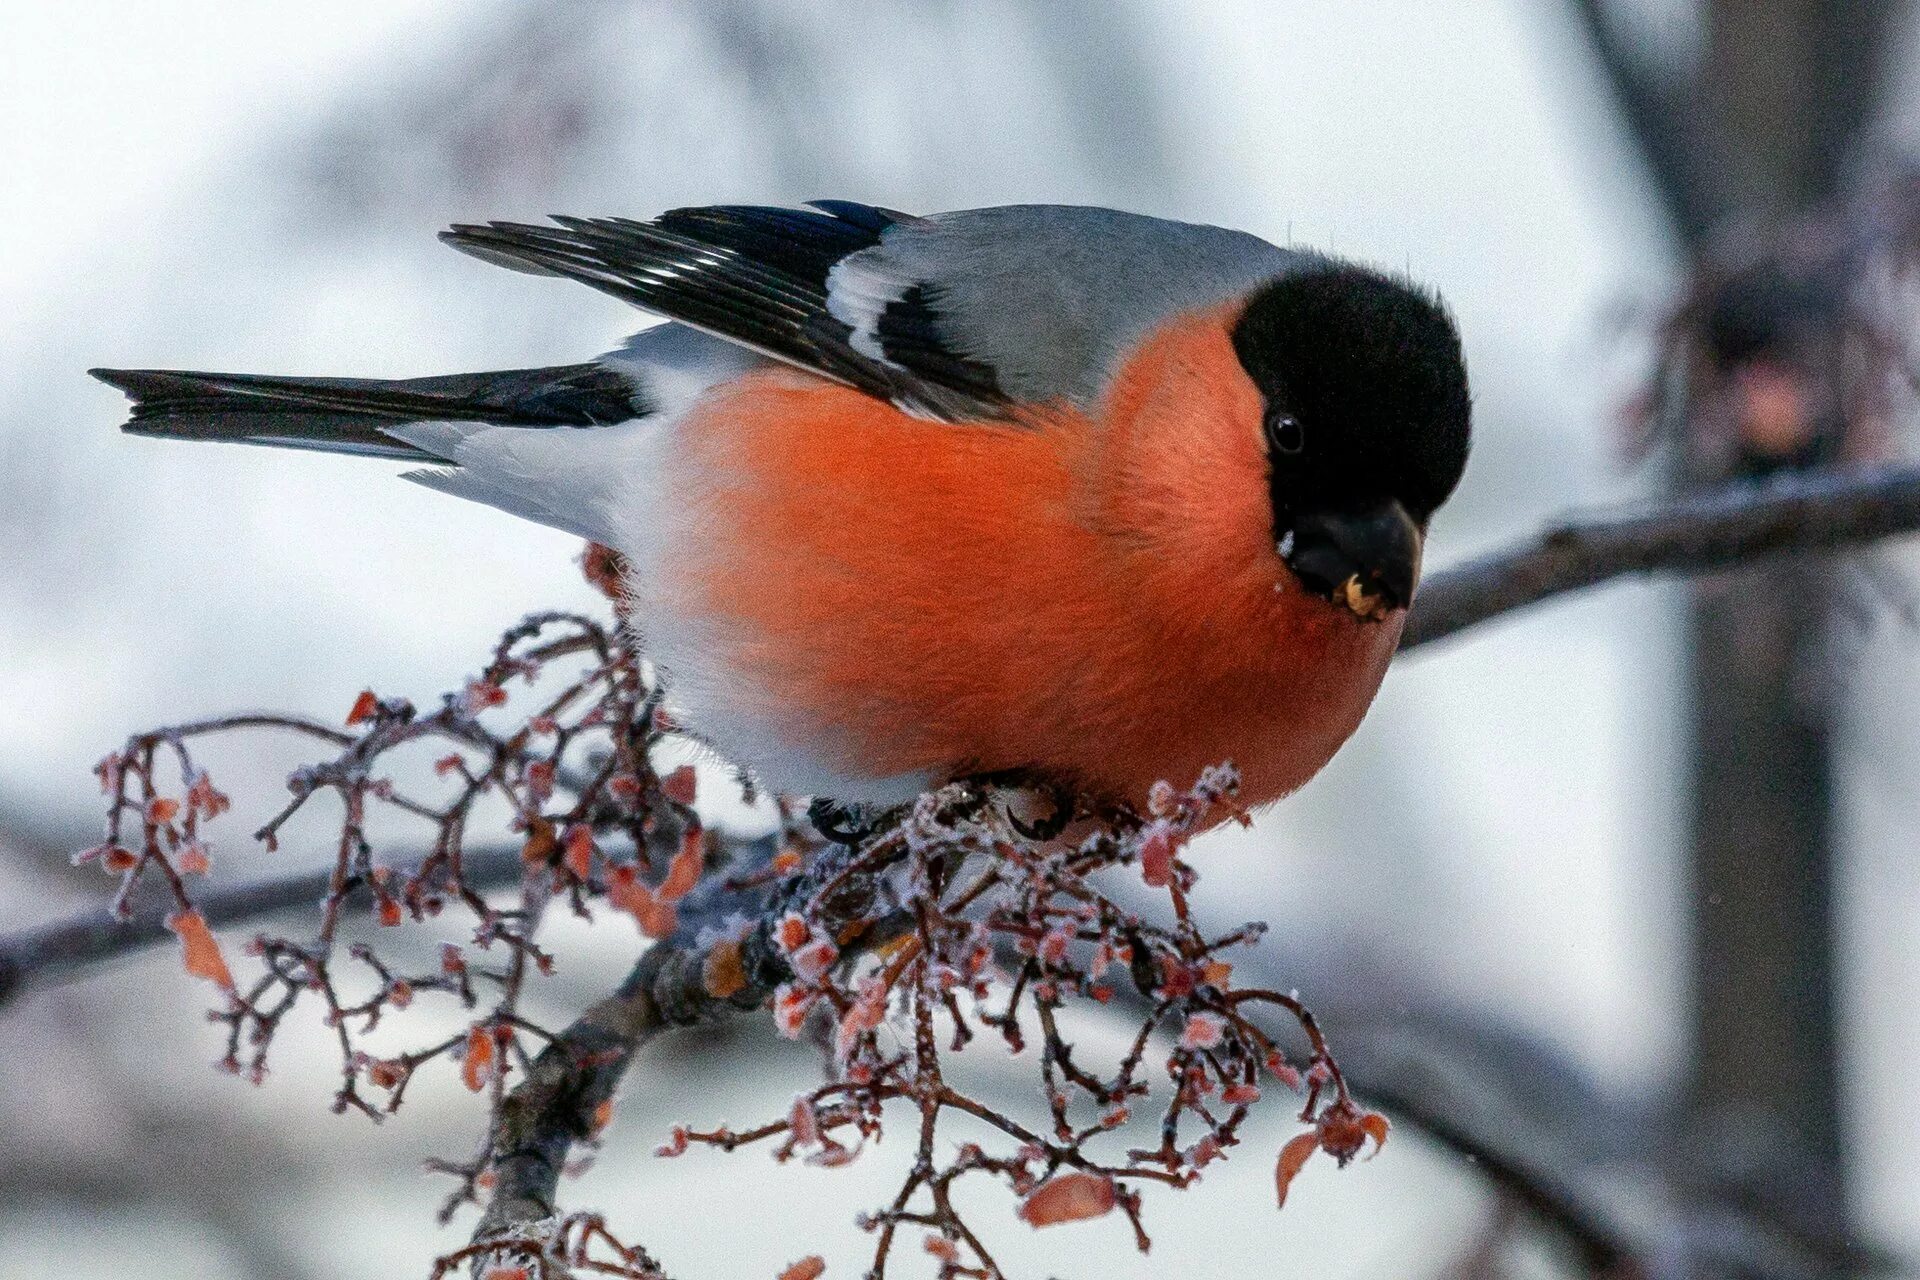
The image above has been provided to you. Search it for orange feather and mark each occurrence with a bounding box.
[659,307,1403,810]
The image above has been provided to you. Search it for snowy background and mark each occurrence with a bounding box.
[2,2,1915,1277]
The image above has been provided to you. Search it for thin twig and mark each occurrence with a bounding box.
[0,846,515,1004]
[9,464,1920,999]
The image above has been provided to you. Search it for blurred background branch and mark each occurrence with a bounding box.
[6,2,1920,1278]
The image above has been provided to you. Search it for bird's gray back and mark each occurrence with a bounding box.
[846,205,1312,404]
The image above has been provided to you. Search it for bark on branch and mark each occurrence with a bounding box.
[1400,461,1920,649]
[473,831,910,1244]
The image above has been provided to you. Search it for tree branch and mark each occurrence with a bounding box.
[8,463,1919,1005]
[469,461,1920,1256]
[1400,461,1920,649]
[8,460,1920,1270]
[0,846,526,1006]
[1562,0,1721,246]
[473,833,901,1243]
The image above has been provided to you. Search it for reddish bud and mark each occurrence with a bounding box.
[461,1023,497,1092]
[1264,1052,1303,1090]
[660,764,698,807]
[1037,927,1073,966]
[774,913,813,954]
[609,873,676,938]
[788,1095,822,1148]
[773,984,817,1038]
[185,771,231,819]
[1017,1172,1117,1227]
[520,819,559,867]
[703,938,749,1000]
[346,689,380,726]
[145,796,180,824]
[1156,954,1196,998]
[1180,1013,1224,1050]
[777,1258,825,1280]
[1138,826,1174,888]
[1274,1131,1320,1208]
[806,1142,859,1169]
[524,760,556,799]
[834,982,888,1061]
[461,679,507,714]
[563,825,595,880]
[788,938,839,982]
[1316,1104,1387,1165]
[580,541,627,600]
[658,829,704,902]
[166,909,235,992]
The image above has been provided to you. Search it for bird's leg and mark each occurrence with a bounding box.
[968,769,1079,841]
[807,796,887,846]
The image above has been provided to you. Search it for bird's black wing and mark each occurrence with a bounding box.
[440,202,1011,421]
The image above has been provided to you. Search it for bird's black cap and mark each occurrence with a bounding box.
[1231,261,1471,617]
[1232,261,1472,529]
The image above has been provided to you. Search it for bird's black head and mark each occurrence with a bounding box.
[1231,262,1472,620]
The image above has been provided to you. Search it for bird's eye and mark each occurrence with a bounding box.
[1269,413,1305,455]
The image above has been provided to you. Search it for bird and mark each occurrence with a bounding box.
[92,201,1471,823]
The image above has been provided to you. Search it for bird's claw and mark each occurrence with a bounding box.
[808,796,882,846]
[1002,779,1075,841]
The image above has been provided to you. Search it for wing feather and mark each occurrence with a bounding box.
[441,203,1009,419]
[441,201,1303,416]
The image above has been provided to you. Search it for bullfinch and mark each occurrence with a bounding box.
[93,202,1472,818]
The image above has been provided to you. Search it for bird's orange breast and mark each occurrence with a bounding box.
[657,307,1403,810]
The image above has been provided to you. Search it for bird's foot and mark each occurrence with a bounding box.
[967,770,1079,841]
[807,796,889,846]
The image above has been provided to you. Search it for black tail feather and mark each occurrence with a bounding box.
[90,363,643,460]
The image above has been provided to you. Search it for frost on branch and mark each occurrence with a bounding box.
[662,764,1387,1277]
[86,552,1384,1279]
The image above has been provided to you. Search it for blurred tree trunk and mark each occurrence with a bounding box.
[1574,0,1905,1271]
[1682,4,1879,1251]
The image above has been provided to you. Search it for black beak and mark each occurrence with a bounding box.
[1283,499,1421,619]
